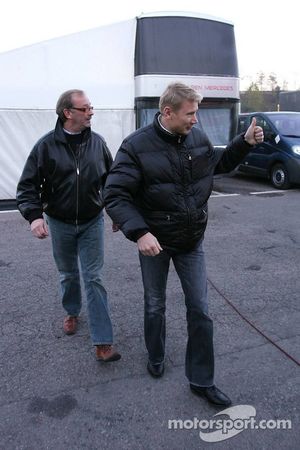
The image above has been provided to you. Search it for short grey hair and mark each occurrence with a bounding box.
[56,89,85,122]
[159,82,203,112]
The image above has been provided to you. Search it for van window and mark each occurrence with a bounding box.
[255,117,273,133]
[238,117,248,133]
[266,114,300,137]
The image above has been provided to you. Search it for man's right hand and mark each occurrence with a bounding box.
[30,218,49,239]
[137,232,162,256]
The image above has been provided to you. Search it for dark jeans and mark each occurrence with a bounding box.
[139,240,214,386]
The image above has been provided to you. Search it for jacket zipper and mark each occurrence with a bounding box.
[69,144,81,226]
[177,138,192,225]
[188,153,193,180]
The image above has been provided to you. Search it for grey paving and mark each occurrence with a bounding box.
[0,181,299,449]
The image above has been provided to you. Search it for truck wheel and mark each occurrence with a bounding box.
[270,163,290,189]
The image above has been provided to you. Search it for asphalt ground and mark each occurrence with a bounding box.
[0,175,299,449]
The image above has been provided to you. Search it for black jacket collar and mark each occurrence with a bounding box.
[153,112,188,144]
[54,118,91,144]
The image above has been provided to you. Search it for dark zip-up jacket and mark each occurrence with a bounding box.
[104,113,253,253]
[16,119,112,224]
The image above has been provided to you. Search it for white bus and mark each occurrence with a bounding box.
[0,11,239,200]
[135,12,240,147]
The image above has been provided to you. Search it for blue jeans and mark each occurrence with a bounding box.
[46,213,113,345]
[139,240,214,386]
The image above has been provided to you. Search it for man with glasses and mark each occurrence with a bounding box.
[17,89,121,362]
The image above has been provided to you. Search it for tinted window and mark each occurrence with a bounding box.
[238,116,249,133]
[196,108,231,146]
[139,108,158,128]
[135,17,238,76]
[255,116,273,133]
[266,113,300,136]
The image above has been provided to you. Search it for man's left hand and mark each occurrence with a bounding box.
[244,117,264,145]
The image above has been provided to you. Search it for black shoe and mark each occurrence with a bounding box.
[190,384,232,406]
[147,361,164,378]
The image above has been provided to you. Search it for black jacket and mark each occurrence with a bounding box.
[16,119,112,224]
[104,113,253,253]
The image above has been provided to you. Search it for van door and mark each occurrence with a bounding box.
[243,115,276,175]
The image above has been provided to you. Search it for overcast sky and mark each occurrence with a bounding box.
[0,0,298,90]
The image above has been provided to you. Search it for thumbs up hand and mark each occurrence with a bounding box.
[244,117,264,145]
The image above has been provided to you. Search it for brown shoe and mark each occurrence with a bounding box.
[95,345,121,362]
[63,316,78,335]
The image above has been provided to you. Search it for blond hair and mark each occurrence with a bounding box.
[159,82,203,112]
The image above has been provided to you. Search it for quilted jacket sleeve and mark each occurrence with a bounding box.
[104,141,149,242]
[16,145,44,223]
[214,134,253,174]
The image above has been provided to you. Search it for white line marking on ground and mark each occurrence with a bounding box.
[250,189,299,195]
[211,191,240,197]
[250,190,285,195]
[0,210,19,214]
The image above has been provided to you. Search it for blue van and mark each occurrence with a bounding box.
[237,112,300,189]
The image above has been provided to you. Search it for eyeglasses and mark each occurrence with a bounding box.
[70,106,94,113]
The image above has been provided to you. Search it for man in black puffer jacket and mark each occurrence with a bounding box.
[17,89,121,363]
[104,82,263,405]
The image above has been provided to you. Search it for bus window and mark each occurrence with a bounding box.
[196,108,231,147]
[139,108,158,128]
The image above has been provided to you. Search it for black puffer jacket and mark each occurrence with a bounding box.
[104,113,252,253]
[16,119,112,224]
